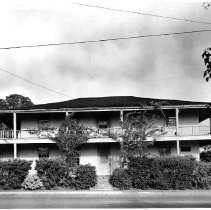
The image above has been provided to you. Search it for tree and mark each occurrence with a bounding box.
[202,2,211,81]
[5,94,33,109]
[200,145,211,162]
[52,114,88,166]
[202,2,210,10]
[111,109,165,168]
[0,94,34,110]
[0,99,7,110]
[202,48,211,82]
[0,94,34,129]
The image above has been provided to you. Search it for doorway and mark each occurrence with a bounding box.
[97,144,110,175]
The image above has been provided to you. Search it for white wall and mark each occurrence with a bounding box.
[0,145,13,160]
[149,140,200,160]
[80,144,98,167]
[18,144,61,160]
[20,113,64,130]
[171,140,200,160]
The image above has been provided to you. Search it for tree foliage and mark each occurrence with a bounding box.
[52,114,88,166]
[0,94,33,109]
[111,110,165,168]
[200,145,211,162]
[202,48,211,82]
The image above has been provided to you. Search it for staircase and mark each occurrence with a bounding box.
[92,175,114,190]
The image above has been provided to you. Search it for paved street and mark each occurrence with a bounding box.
[0,191,211,208]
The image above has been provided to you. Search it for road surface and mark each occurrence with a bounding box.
[0,191,211,208]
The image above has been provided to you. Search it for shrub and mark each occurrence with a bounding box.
[0,160,31,190]
[109,168,132,190]
[21,174,44,190]
[158,156,196,190]
[127,156,197,190]
[36,159,97,190]
[36,158,68,189]
[192,162,211,189]
[74,164,97,190]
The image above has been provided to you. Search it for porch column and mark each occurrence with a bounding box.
[65,111,69,118]
[13,143,17,159]
[175,108,180,156]
[176,140,180,156]
[209,105,211,134]
[13,112,17,139]
[175,108,179,136]
[120,110,124,122]
[210,117,211,135]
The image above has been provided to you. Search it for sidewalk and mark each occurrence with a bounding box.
[0,189,211,196]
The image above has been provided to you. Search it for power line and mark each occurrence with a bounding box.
[0,29,211,50]
[0,67,70,98]
[73,3,211,25]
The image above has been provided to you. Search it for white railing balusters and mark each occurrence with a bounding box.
[0,125,210,139]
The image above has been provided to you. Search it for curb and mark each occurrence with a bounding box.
[0,190,211,196]
[0,191,123,196]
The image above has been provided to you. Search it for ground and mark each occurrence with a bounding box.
[0,190,211,208]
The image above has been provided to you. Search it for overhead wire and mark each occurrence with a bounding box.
[0,4,209,97]
[73,2,211,25]
[0,67,70,98]
[0,29,211,50]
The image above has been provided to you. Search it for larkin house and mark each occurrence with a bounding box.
[0,96,211,175]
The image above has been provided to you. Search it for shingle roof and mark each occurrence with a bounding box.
[15,96,209,110]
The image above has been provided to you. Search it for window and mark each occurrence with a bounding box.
[181,146,191,152]
[38,147,49,158]
[159,147,171,156]
[98,121,108,129]
[166,117,176,127]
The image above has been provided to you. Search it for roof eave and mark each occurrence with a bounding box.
[0,104,209,114]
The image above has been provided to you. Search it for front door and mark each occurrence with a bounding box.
[97,144,110,175]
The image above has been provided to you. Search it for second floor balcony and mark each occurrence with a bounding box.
[0,124,210,140]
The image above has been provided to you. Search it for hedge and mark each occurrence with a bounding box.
[74,165,97,189]
[36,159,68,189]
[109,168,132,190]
[192,162,211,189]
[110,156,211,190]
[0,160,32,190]
[36,159,97,190]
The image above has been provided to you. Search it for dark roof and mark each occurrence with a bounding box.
[15,96,209,110]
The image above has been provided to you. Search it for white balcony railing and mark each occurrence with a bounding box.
[0,125,210,140]
[164,125,210,136]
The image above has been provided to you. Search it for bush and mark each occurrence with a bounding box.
[36,158,68,189]
[192,162,211,189]
[0,160,31,190]
[158,156,196,190]
[109,168,132,190]
[36,159,97,190]
[74,164,97,190]
[200,149,211,162]
[21,174,44,190]
[127,156,197,190]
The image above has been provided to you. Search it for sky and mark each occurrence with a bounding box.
[0,0,211,104]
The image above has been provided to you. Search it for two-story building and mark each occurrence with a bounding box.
[0,96,210,175]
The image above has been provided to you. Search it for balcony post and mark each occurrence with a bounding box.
[176,140,180,156]
[120,110,124,122]
[65,112,69,118]
[13,143,17,159]
[209,106,211,134]
[13,112,17,139]
[175,108,179,136]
